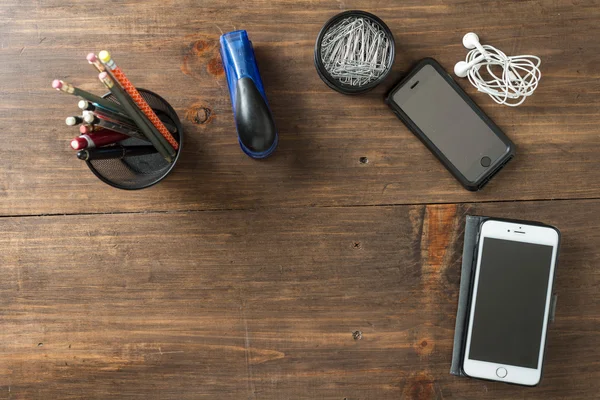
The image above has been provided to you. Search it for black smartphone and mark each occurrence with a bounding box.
[386,58,515,191]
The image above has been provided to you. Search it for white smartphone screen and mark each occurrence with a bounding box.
[470,238,554,368]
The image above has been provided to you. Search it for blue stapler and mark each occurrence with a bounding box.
[219,30,278,159]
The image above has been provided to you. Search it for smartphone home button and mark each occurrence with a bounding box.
[496,367,508,378]
[481,156,491,167]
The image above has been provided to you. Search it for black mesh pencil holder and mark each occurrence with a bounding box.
[86,89,183,190]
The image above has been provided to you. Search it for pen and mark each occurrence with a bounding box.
[78,99,128,117]
[77,145,158,161]
[79,124,104,134]
[65,116,84,126]
[81,105,137,128]
[82,110,138,132]
[98,71,174,162]
[82,111,149,140]
[52,79,125,115]
[98,51,179,151]
[79,100,177,134]
[71,131,131,150]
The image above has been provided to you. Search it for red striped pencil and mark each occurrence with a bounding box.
[98,51,179,150]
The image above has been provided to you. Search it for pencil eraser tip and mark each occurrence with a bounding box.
[98,71,108,80]
[52,79,62,89]
[98,50,110,63]
[86,53,97,62]
[79,125,88,134]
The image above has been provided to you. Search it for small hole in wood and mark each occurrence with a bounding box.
[194,107,211,124]
[38,343,43,347]
[359,157,368,164]
[352,331,362,340]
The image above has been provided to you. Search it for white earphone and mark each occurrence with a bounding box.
[454,32,541,106]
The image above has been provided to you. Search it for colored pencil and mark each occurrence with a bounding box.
[98,51,179,150]
[98,72,174,161]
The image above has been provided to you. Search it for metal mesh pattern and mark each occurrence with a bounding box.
[86,89,183,190]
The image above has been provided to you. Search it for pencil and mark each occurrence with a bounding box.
[86,53,106,73]
[98,72,174,161]
[52,79,125,115]
[98,51,179,151]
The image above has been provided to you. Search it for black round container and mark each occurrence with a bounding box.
[86,89,183,190]
[314,10,396,94]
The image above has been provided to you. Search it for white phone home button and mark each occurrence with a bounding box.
[496,367,508,378]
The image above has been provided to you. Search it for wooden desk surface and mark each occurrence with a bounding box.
[1,0,599,398]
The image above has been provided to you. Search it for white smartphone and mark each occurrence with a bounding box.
[462,219,560,386]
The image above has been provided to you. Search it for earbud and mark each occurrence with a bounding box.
[453,32,542,106]
[454,57,485,78]
[462,32,480,49]
[454,33,489,77]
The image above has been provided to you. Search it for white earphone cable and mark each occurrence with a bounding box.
[462,44,541,106]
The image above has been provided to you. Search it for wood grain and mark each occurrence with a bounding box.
[0,0,599,215]
[0,200,598,399]
[2,1,599,398]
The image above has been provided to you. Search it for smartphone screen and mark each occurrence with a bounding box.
[469,238,554,368]
[390,63,511,183]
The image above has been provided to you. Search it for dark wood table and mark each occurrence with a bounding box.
[1,1,599,398]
